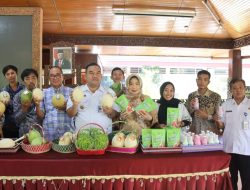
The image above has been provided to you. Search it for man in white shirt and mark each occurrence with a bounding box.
[67,63,119,133]
[215,78,250,190]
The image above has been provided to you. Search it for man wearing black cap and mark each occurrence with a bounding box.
[54,49,71,70]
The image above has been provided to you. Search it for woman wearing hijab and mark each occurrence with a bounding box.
[158,81,191,128]
[119,74,157,135]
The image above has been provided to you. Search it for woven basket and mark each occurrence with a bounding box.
[75,123,108,155]
[52,139,76,153]
[21,124,52,154]
[107,131,139,154]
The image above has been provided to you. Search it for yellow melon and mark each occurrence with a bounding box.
[52,93,65,108]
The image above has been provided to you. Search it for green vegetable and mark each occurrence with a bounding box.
[76,128,108,150]
[76,133,94,150]
[93,133,108,149]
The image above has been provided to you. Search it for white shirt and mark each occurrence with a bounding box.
[67,85,117,133]
[222,97,250,155]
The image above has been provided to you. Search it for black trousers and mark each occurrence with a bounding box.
[230,153,250,190]
[2,124,19,138]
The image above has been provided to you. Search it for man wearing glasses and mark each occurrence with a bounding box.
[35,66,74,141]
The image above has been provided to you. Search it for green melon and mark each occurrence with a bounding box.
[31,137,43,146]
[20,90,32,104]
[28,129,41,144]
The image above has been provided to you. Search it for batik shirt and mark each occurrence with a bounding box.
[13,89,41,137]
[40,85,74,141]
[186,89,221,134]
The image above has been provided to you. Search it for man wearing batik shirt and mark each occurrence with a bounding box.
[35,66,73,141]
[186,70,221,134]
[13,68,41,137]
[1,65,24,138]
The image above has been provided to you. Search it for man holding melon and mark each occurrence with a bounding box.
[35,66,74,141]
[13,68,42,137]
[67,63,119,133]
[0,65,24,138]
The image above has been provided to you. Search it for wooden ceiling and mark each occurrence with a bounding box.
[0,0,250,57]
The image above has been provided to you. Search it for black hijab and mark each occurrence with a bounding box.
[158,82,181,125]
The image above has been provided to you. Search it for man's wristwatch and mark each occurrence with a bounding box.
[208,114,213,120]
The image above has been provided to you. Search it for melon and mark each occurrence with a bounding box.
[58,132,73,145]
[0,138,15,148]
[31,136,43,146]
[124,133,138,148]
[32,88,44,101]
[27,129,41,144]
[0,102,6,114]
[20,90,32,104]
[72,87,84,102]
[52,93,65,108]
[0,91,10,103]
[101,93,114,108]
[112,132,125,147]
[59,136,72,145]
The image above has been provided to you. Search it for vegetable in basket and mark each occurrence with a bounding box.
[76,128,108,150]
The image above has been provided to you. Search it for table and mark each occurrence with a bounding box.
[0,149,232,190]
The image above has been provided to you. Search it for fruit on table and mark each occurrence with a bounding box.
[20,90,32,104]
[0,91,10,103]
[124,133,138,148]
[58,132,73,145]
[32,88,44,101]
[30,136,43,146]
[0,138,15,148]
[0,102,6,114]
[27,129,41,143]
[52,93,65,108]
[101,93,114,108]
[112,132,125,148]
[72,87,84,102]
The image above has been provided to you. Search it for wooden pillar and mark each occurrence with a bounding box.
[228,49,242,79]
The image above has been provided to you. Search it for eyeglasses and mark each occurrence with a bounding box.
[49,74,62,79]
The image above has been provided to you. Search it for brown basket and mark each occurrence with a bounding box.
[21,123,52,154]
[75,123,108,155]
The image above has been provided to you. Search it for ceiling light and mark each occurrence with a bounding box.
[112,5,196,18]
[202,0,222,26]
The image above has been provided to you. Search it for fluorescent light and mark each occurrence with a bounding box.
[202,0,222,26]
[112,5,196,18]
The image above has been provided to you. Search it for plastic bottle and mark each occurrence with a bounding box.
[194,97,199,110]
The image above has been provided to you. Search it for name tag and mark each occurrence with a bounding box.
[226,110,232,112]
[242,121,249,130]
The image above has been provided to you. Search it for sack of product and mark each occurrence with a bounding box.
[111,82,122,94]
[166,107,179,127]
[141,128,152,148]
[134,98,157,113]
[151,129,165,148]
[115,94,133,112]
[166,126,181,147]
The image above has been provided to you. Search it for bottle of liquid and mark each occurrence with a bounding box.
[217,105,223,121]
[194,97,199,110]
